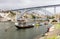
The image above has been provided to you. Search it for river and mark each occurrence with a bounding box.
[0,21,52,39]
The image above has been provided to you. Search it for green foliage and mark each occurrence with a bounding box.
[48,35,60,39]
[10,11,16,15]
[35,23,40,26]
[52,20,57,22]
[48,35,57,39]
[47,16,55,19]
[55,23,60,29]
[31,14,36,19]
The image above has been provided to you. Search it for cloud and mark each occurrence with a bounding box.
[0,0,60,13]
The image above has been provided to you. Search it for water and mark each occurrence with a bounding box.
[0,21,52,39]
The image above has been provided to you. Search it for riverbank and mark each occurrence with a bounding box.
[35,23,60,39]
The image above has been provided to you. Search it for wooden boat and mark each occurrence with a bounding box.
[15,25,34,29]
[15,19,34,29]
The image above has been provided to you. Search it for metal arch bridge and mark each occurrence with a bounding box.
[4,4,60,19]
[5,4,60,11]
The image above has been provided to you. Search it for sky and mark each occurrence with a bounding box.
[0,0,60,14]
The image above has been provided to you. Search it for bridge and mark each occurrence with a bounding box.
[1,4,60,21]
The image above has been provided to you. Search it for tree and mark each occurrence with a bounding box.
[31,14,36,19]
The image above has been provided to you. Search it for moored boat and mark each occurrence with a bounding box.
[15,25,34,29]
[15,19,34,29]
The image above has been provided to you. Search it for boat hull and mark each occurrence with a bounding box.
[15,25,34,29]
